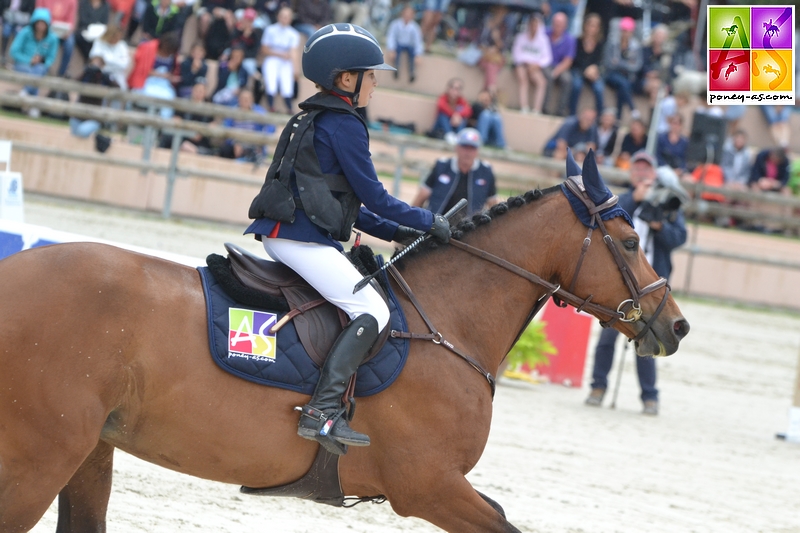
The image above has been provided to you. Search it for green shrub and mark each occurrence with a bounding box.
[506,320,557,370]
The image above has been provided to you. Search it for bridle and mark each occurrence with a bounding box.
[389,180,672,399]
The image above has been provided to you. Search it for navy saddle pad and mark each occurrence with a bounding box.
[197,262,410,397]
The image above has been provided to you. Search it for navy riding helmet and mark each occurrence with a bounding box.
[302,23,395,104]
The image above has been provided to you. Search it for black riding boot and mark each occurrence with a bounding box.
[297,314,379,455]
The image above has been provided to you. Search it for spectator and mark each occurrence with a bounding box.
[88,22,129,89]
[596,107,618,164]
[74,0,107,60]
[636,24,672,110]
[720,130,751,190]
[432,77,472,139]
[655,113,688,172]
[512,13,551,114]
[69,54,117,149]
[230,7,262,77]
[199,0,234,60]
[603,16,641,120]
[420,0,448,53]
[107,0,134,34]
[749,148,790,194]
[36,0,76,77]
[476,5,513,96]
[159,81,215,154]
[294,0,330,39]
[175,41,207,98]
[220,88,272,162]
[260,5,299,113]
[544,11,574,117]
[584,150,687,416]
[140,0,180,40]
[1,0,35,64]
[385,4,423,83]
[411,127,499,216]
[761,105,791,148]
[332,0,367,28]
[128,31,180,119]
[468,89,506,149]
[545,107,598,159]
[9,6,59,109]
[212,45,247,105]
[569,12,604,116]
[616,116,647,169]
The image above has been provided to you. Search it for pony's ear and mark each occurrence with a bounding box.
[565,148,582,178]
[580,149,612,204]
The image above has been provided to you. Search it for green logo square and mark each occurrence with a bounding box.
[708,6,751,49]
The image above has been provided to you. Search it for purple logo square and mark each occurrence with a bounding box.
[751,6,793,49]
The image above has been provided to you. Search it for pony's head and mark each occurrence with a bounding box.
[558,149,689,356]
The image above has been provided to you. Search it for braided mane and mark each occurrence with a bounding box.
[394,184,562,262]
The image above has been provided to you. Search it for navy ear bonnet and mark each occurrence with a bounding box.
[560,149,633,228]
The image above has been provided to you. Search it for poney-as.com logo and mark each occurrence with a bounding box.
[228,308,278,362]
[707,5,795,105]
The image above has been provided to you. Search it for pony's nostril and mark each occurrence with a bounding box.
[673,319,690,340]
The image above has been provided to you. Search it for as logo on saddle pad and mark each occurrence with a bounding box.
[228,308,278,362]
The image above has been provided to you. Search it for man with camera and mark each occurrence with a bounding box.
[584,150,687,415]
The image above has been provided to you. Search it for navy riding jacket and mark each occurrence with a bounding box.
[424,157,497,216]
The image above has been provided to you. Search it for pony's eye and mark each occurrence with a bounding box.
[623,239,638,251]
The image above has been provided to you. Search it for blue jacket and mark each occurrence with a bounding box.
[246,107,433,251]
[618,190,686,280]
[424,157,497,216]
[9,8,59,68]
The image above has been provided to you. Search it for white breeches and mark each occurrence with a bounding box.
[262,57,295,98]
[262,238,391,330]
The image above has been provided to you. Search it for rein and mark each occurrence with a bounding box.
[386,182,673,400]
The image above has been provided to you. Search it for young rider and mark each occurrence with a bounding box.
[246,23,451,455]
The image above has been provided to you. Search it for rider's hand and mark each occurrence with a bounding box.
[428,214,451,243]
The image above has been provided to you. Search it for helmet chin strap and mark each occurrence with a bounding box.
[332,71,364,107]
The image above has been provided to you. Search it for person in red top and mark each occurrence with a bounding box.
[432,77,472,141]
[36,0,76,76]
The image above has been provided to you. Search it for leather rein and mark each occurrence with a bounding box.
[387,180,671,400]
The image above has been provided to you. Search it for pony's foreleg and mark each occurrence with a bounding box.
[392,474,521,533]
[56,441,114,533]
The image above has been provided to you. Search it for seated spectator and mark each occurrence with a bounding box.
[212,45,247,106]
[545,107,598,159]
[636,24,673,110]
[656,113,688,172]
[476,5,514,96]
[596,107,618,164]
[88,23,129,89]
[175,42,207,98]
[140,0,180,40]
[160,82,215,154]
[761,105,790,148]
[294,0,330,40]
[69,55,118,148]
[128,31,180,118]
[720,130,751,191]
[432,77,472,139]
[468,89,506,149]
[569,12,604,115]
[385,4,424,84]
[512,13,551,114]
[333,0,367,28]
[544,11,575,117]
[260,6,298,113]
[616,116,647,169]
[74,0,108,61]
[199,0,234,60]
[749,148,790,194]
[37,0,77,77]
[603,16,641,120]
[230,7,262,77]
[420,0,447,53]
[2,0,35,64]
[9,7,59,107]
[107,0,134,34]
[220,88,272,162]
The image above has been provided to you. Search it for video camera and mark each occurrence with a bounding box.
[637,167,690,224]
